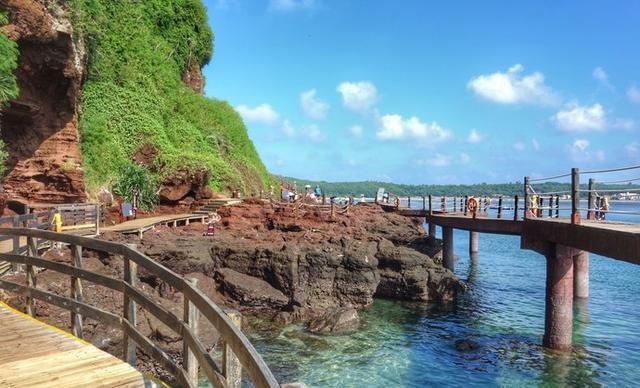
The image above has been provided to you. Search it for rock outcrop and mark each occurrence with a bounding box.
[0,0,86,203]
[107,201,465,325]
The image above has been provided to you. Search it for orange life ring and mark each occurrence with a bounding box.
[467,197,479,213]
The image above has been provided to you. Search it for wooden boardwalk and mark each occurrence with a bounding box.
[102,213,206,235]
[0,302,152,388]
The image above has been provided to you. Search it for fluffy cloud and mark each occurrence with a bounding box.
[300,89,329,119]
[551,102,606,131]
[377,114,452,144]
[236,104,280,126]
[281,119,295,137]
[468,64,558,105]
[269,0,316,11]
[350,124,363,137]
[301,124,325,142]
[466,128,483,144]
[569,139,605,162]
[337,81,378,113]
[627,85,640,104]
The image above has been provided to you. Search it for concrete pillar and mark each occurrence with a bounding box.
[428,222,436,237]
[469,231,479,254]
[442,227,454,271]
[543,245,574,351]
[573,251,589,299]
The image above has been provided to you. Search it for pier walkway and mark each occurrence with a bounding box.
[102,213,206,237]
[0,302,150,387]
[389,164,640,351]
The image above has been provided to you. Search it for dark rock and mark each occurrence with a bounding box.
[215,268,290,308]
[455,339,480,351]
[308,308,360,334]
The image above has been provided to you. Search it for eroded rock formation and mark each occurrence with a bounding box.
[0,0,86,203]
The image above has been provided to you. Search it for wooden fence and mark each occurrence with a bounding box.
[0,228,278,388]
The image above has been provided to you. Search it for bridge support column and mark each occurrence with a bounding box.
[428,222,436,237]
[469,231,479,254]
[443,227,454,271]
[543,244,574,351]
[573,251,589,299]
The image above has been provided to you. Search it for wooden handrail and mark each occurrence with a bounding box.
[0,227,278,388]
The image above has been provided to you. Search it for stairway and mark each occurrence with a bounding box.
[193,198,242,217]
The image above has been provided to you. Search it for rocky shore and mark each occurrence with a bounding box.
[106,199,464,330]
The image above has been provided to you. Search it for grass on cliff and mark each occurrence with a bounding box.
[69,0,271,197]
[0,11,19,176]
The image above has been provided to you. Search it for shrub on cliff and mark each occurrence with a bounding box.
[0,11,18,176]
[69,0,271,197]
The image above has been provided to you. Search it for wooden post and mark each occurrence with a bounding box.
[573,251,589,299]
[513,195,519,221]
[523,176,530,219]
[428,195,432,215]
[469,231,478,254]
[330,203,335,220]
[422,196,426,210]
[183,278,200,386]
[442,227,454,271]
[459,197,463,212]
[537,196,543,218]
[571,168,580,225]
[544,244,574,351]
[70,245,84,338]
[95,204,101,235]
[587,178,595,220]
[123,245,138,366]
[11,215,20,272]
[453,196,457,212]
[497,196,503,219]
[322,193,326,205]
[555,195,560,218]
[463,196,468,216]
[26,236,38,317]
[223,310,243,388]
[428,222,436,237]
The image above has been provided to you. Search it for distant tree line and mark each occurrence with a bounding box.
[275,175,638,198]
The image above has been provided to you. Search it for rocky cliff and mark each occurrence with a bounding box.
[0,0,271,206]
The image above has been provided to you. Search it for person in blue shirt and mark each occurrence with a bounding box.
[314,185,322,197]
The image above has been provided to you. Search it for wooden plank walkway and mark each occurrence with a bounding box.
[102,213,206,235]
[0,302,153,388]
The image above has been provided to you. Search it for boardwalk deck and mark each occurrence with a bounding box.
[102,213,206,235]
[0,302,152,388]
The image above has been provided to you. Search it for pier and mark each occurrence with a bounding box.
[392,165,640,351]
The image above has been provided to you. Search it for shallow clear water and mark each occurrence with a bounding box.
[249,201,640,387]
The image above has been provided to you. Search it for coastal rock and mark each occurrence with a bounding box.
[215,268,290,308]
[455,339,480,351]
[308,308,360,334]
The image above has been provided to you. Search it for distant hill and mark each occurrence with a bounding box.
[276,176,638,198]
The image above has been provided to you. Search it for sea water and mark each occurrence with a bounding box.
[249,201,640,387]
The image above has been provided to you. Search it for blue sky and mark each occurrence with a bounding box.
[201,0,640,184]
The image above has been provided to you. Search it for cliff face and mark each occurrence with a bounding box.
[0,0,272,206]
[0,0,85,203]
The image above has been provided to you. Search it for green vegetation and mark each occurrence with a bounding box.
[69,0,271,197]
[280,176,639,198]
[0,11,19,176]
[112,164,158,210]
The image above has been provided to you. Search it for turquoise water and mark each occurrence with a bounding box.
[249,202,640,387]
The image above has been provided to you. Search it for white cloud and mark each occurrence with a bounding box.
[337,81,378,113]
[281,119,295,137]
[551,102,606,131]
[592,67,607,83]
[513,142,526,151]
[569,139,605,163]
[417,154,452,167]
[626,142,640,159]
[466,128,483,144]
[612,118,636,130]
[236,104,280,126]
[531,138,540,151]
[350,124,363,137]
[301,124,325,142]
[377,114,452,144]
[468,64,558,105]
[627,85,640,104]
[300,89,329,119]
[269,0,316,11]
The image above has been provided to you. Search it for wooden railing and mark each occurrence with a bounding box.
[26,203,101,235]
[0,228,278,388]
